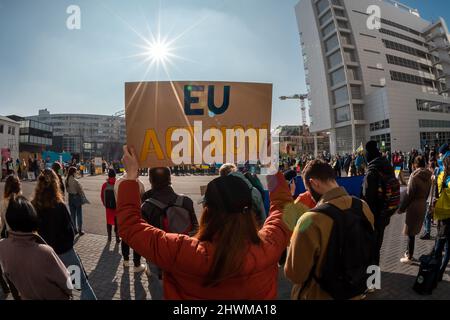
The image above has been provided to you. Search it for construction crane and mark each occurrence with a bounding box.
[279,94,309,126]
[113,110,125,117]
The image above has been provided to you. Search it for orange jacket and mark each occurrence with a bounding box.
[117,172,293,300]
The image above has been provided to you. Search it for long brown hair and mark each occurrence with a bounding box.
[65,166,77,188]
[195,178,261,287]
[4,175,21,199]
[32,168,64,209]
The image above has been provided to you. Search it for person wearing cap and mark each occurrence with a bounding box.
[362,140,397,266]
[101,169,120,243]
[116,146,297,299]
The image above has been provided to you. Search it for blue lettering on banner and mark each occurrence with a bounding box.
[184,85,231,116]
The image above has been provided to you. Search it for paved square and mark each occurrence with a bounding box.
[1,174,449,300]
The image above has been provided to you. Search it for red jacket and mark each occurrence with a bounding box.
[117,172,293,300]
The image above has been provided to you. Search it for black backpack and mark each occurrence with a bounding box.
[310,197,376,300]
[104,183,116,209]
[141,196,193,235]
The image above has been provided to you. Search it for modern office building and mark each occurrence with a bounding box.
[7,115,53,157]
[0,116,20,162]
[295,0,450,154]
[28,109,126,161]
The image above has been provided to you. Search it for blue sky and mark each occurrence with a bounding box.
[0,0,449,128]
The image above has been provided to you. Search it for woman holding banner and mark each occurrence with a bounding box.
[116,146,296,299]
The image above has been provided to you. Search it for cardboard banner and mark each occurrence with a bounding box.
[125,81,272,168]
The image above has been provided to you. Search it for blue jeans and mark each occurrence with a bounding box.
[424,205,432,235]
[69,194,83,233]
[434,238,450,279]
[59,248,97,300]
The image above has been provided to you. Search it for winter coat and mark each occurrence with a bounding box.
[35,202,75,255]
[0,231,72,300]
[362,156,395,228]
[116,172,293,300]
[398,168,432,236]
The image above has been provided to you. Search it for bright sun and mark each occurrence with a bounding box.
[146,39,172,64]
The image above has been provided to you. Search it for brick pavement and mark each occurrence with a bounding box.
[72,212,448,300]
[1,216,449,300]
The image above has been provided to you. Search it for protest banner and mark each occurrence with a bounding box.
[294,175,364,198]
[125,81,272,168]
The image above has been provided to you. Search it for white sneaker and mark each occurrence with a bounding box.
[134,264,146,273]
[400,254,414,264]
[123,260,130,268]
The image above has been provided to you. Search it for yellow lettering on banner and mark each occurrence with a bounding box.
[140,129,165,161]
[165,127,178,159]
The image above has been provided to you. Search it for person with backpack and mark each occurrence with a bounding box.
[141,167,198,291]
[397,156,432,264]
[32,169,97,300]
[362,141,400,266]
[285,160,375,300]
[116,146,295,299]
[101,169,120,243]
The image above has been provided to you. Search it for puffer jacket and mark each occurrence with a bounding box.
[117,172,294,300]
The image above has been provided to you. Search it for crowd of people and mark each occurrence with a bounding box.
[0,140,449,300]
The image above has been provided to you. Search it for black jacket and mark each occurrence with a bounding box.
[36,202,75,255]
[141,186,199,233]
[363,156,395,222]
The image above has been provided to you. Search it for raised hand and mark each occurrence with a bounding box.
[122,145,139,180]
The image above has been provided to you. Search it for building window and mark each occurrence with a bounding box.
[416,100,450,113]
[370,119,390,132]
[386,54,430,72]
[333,86,349,105]
[382,39,428,59]
[336,126,353,153]
[325,34,339,52]
[322,22,336,37]
[333,8,345,17]
[390,71,434,88]
[419,119,450,128]
[353,104,364,120]
[370,133,391,151]
[319,10,333,26]
[379,28,426,47]
[335,105,351,123]
[350,86,362,99]
[330,67,346,86]
[316,0,330,15]
[380,18,421,36]
[328,51,343,68]
[421,132,450,149]
[0,124,3,134]
[340,33,352,45]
